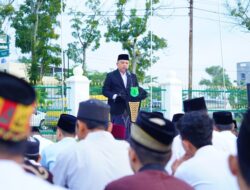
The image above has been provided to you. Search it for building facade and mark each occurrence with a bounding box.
[237,62,250,85]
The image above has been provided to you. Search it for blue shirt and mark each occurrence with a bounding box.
[41,137,76,171]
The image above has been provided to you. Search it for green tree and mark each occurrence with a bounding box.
[105,0,167,82]
[199,65,247,110]
[87,70,107,86]
[198,66,229,102]
[67,0,101,72]
[225,1,250,112]
[199,65,232,99]
[199,66,232,88]
[12,0,62,84]
[0,1,14,34]
[87,70,107,95]
[226,0,250,30]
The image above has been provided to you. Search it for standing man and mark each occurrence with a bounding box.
[41,114,77,171]
[102,54,147,139]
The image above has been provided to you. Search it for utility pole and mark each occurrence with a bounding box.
[63,50,66,80]
[188,0,193,99]
[60,0,65,111]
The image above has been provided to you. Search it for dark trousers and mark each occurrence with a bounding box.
[111,111,131,139]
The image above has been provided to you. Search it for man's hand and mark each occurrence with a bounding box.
[113,91,127,102]
[118,91,127,100]
[116,95,124,102]
[171,152,193,175]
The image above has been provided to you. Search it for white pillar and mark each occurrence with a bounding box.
[66,65,90,116]
[160,71,183,120]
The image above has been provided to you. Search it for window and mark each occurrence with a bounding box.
[241,73,246,81]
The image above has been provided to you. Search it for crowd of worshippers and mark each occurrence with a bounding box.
[1,71,250,190]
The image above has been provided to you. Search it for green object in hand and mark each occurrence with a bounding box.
[130,87,139,97]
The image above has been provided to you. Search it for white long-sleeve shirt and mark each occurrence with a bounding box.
[174,145,239,190]
[41,137,76,171]
[52,131,133,190]
[166,130,233,174]
[0,160,65,190]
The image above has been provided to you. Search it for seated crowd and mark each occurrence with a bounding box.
[0,71,249,190]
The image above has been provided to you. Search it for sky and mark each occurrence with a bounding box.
[4,0,250,87]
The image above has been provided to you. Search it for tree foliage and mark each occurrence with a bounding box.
[12,0,62,84]
[199,66,232,103]
[67,0,101,72]
[199,66,232,87]
[199,66,232,99]
[105,0,167,82]
[226,0,250,30]
[87,70,107,84]
[199,65,247,110]
[0,0,14,34]
[87,70,107,95]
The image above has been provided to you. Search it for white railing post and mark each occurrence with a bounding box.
[160,71,183,120]
[66,66,90,116]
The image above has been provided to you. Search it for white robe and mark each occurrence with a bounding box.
[33,134,54,154]
[52,131,133,190]
[166,135,184,174]
[166,130,233,174]
[41,137,76,171]
[219,131,237,155]
[174,145,239,190]
[0,160,65,190]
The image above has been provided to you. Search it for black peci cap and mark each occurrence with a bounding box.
[57,114,77,134]
[172,113,184,123]
[25,136,40,157]
[0,72,36,141]
[131,111,176,153]
[183,97,207,113]
[213,111,233,125]
[0,72,35,105]
[117,54,129,61]
[77,99,110,126]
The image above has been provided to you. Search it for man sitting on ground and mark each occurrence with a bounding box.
[213,111,237,155]
[0,71,64,190]
[105,111,193,190]
[173,111,238,190]
[52,99,132,190]
[23,136,53,183]
[41,114,77,171]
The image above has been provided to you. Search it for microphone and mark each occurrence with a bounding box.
[126,70,133,87]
